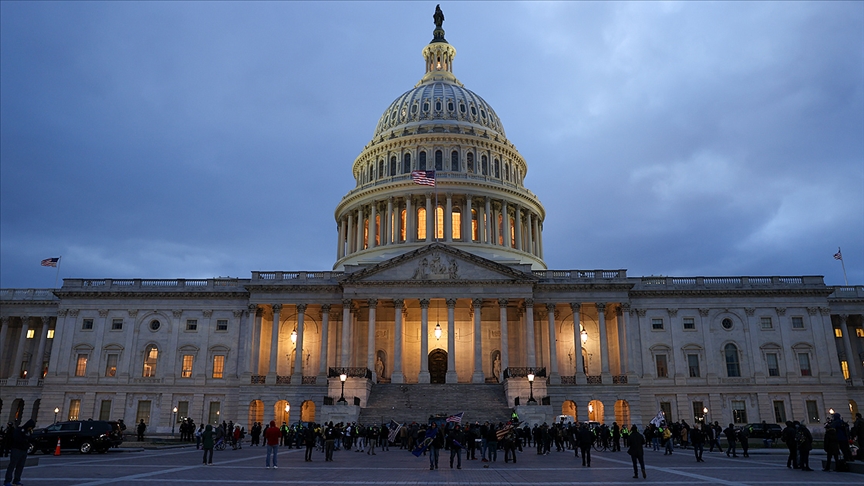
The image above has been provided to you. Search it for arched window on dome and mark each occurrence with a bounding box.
[725,343,741,377]
[374,214,380,246]
[504,162,510,182]
[498,213,504,246]
[363,218,369,250]
[447,101,454,112]
[400,209,406,242]
[494,159,500,178]
[451,151,459,171]
[435,101,442,112]
[466,153,474,173]
[419,151,427,171]
[471,209,479,241]
[510,216,516,248]
[481,155,488,175]
[452,207,462,240]
[403,153,411,174]
[417,207,427,240]
[390,156,397,176]
[378,160,385,180]
[434,150,443,171]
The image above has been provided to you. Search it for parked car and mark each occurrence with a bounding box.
[744,423,783,440]
[29,420,123,454]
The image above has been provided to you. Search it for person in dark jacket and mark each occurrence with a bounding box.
[781,421,798,469]
[797,425,813,471]
[627,425,646,479]
[428,423,444,470]
[0,423,13,458]
[823,425,841,471]
[691,425,705,462]
[201,424,214,465]
[738,426,749,458]
[4,419,34,486]
[136,419,146,442]
[577,424,594,467]
[448,425,464,469]
[723,424,738,457]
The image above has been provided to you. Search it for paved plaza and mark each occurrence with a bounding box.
[8,444,863,486]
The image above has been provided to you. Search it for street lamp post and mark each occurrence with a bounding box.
[527,373,537,404]
[338,373,348,403]
[54,407,59,423]
[703,407,709,424]
[172,407,178,436]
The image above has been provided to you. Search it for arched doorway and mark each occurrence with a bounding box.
[9,399,24,425]
[562,400,577,421]
[274,400,290,426]
[301,400,316,423]
[248,400,263,428]
[429,349,447,384]
[588,400,604,424]
[850,399,859,417]
[615,400,630,426]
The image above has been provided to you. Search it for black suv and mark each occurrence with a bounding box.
[744,423,783,440]
[29,420,123,454]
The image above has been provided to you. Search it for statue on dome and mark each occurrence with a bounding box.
[433,5,445,29]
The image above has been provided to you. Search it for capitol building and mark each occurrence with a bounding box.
[2,8,863,433]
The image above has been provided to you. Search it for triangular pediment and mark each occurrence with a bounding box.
[342,243,537,284]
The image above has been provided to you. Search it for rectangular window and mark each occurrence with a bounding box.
[105,354,118,377]
[216,319,228,332]
[760,317,773,329]
[693,401,705,423]
[655,354,668,378]
[805,400,820,423]
[732,400,747,424]
[26,329,35,339]
[773,401,787,424]
[177,401,189,422]
[452,211,462,240]
[212,355,225,379]
[683,317,695,330]
[841,360,849,380]
[68,399,81,421]
[111,318,123,330]
[208,402,221,425]
[791,316,804,329]
[47,329,54,339]
[766,353,780,377]
[834,328,843,338]
[687,354,700,377]
[82,318,94,330]
[186,319,197,331]
[798,353,811,376]
[99,400,112,421]
[652,318,664,330]
[417,208,427,240]
[136,400,151,425]
[181,355,194,378]
[659,402,673,424]
[75,354,88,377]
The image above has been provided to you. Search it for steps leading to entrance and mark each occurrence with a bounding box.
[357,383,512,425]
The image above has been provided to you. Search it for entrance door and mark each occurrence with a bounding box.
[428,349,447,384]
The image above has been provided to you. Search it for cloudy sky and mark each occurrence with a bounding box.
[1,1,862,289]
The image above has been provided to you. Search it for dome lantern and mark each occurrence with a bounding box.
[420,6,459,86]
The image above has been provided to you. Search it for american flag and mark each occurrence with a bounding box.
[41,257,60,267]
[387,420,402,444]
[445,412,463,423]
[411,170,436,186]
[834,249,843,261]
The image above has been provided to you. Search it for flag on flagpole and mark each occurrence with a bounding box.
[834,249,843,260]
[650,410,666,427]
[387,420,402,444]
[411,170,436,186]
[411,426,438,457]
[41,257,60,267]
[446,412,464,424]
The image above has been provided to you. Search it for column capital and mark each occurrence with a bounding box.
[393,299,405,309]
[272,304,283,312]
[570,302,581,312]
[419,299,430,309]
[699,308,710,317]
[498,298,508,308]
[57,309,68,318]
[233,309,243,318]
[296,303,308,313]
[341,299,352,307]
[666,308,678,318]
[202,310,213,318]
[819,307,831,316]
[471,298,482,308]
[595,303,606,313]
[546,302,556,313]
[1,316,9,326]
[98,309,109,318]
[172,309,183,318]
[744,307,755,316]
[68,309,79,317]
[41,315,51,325]
[775,307,786,316]
[128,309,139,317]
[446,192,452,198]
[447,298,457,308]
[524,298,534,308]
[366,299,377,309]
[248,304,258,313]
[806,307,818,316]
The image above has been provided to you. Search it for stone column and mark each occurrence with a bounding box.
[405,197,413,243]
[502,201,511,248]
[341,300,352,368]
[547,303,560,384]
[367,300,377,380]
[346,213,354,254]
[525,300,536,368]
[0,317,9,378]
[498,299,509,379]
[472,299,484,383]
[419,299,430,383]
[464,195,473,242]
[392,299,405,383]
[533,215,540,256]
[369,202,377,249]
[11,317,29,379]
[515,205,523,251]
[538,221,544,259]
[596,303,610,380]
[356,207,364,251]
[268,305,281,378]
[386,197,394,245]
[445,193,453,242]
[318,305,331,379]
[293,304,306,379]
[484,197,492,245]
[88,309,109,378]
[33,316,50,379]
[394,199,402,244]
[446,298,458,383]
[571,303,586,384]
[840,315,860,380]
[338,217,346,259]
[425,193,433,241]
[616,305,628,375]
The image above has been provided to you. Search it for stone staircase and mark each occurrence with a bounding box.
[357,383,512,425]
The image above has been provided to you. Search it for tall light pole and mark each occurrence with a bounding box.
[172,406,178,436]
[285,403,290,424]
[703,407,709,424]
[54,407,59,423]
[527,373,536,404]
[338,373,347,403]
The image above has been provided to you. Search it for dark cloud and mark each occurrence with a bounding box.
[1,2,861,288]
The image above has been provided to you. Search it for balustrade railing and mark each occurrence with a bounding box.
[276,375,291,385]
[503,367,546,379]
[560,376,576,385]
[612,375,628,384]
[302,376,317,385]
[328,367,372,379]
[251,375,266,384]
[586,375,602,384]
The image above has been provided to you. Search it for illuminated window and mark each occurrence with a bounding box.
[798,353,811,376]
[26,329,35,339]
[510,217,515,247]
[181,355,194,378]
[400,209,406,241]
[471,209,478,241]
[683,317,695,330]
[208,402,221,425]
[417,207,426,240]
[47,329,54,339]
[212,355,225,379]
[655,354,668,378]
[143,345,158,377]
[105,354,117,377]
[857,328,864,338]
[403,153,411,173]
[75,354,88,377]
[725,343,740,377]
[375,214,381,245]
[419,151,427,170]
[791,316,804,329]
[760,317,773,329]
[68,399,81,421]
[434,150,443,171]
[436,206,444,239]
[363,218,368,249]
[767,353,780,376]
[841,360,850,380]
[452,209,461,240]
[451,151,459,171]
[834,328,843,338]
[177,401,189,422]
[498,213,503,245]
[216,319,228,331]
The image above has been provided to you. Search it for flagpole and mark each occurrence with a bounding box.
[54,256,62,288]
[838,247,848,286]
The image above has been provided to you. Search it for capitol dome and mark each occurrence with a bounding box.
[334,7,546,271]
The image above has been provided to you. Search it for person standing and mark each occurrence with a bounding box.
[738,426,749,458]
[324,422,336,461]
[201,424,214,466]
[691,425,705,462]
[3,419,34,486]
[627,425,646,479]
[796,424,813,471]
[611,422,621,452]
[782,421,798,469]
[577,424,594,467]
[448,424,464,469]
[0,423,12,458]
[428,423,444,470]
[853,413,864,460]
[823,425,841,471]
[304,425,316,462]
[723,424,737,457]
[136,419,146,442]
[264,420,281,468]
[195,424,204,449]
